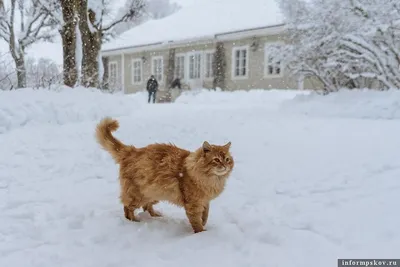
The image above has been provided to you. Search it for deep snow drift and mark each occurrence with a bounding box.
[1,88,399,267]
[0,87,147,133]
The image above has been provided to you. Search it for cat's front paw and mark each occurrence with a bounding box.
[124,206,140,222]
[193,227,206,233]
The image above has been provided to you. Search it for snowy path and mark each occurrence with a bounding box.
[1,94,400,267]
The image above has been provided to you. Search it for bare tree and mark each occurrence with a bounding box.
[275,0,400,92]
[77,0,145,88]
[25,56,61,88]
[0,51,16,90]
[0,0,56,88]
[38,0,78,87]
[37,0,145,89]
[60,0,78,87]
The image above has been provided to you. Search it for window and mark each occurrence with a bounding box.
[232,46,249,78]
[151,56,163,82]
[108,61,118,85]
[131,58,142,84]
[189,53,202,79]
[264,43,283,77]
[174,55,185,79]
[204,51,214,79]
[265,54,281,76]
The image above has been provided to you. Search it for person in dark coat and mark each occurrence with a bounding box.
[146,75,158,103]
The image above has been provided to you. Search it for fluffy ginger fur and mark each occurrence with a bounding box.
[95,117,234,233]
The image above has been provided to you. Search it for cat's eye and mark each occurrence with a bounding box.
[214,158,221,163]
[225,157,230,163]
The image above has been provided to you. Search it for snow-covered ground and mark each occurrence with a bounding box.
[1,88,399,267]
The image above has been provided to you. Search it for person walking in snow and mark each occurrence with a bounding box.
[146,75,158,103]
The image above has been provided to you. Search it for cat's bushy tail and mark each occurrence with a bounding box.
[96,117,132,163]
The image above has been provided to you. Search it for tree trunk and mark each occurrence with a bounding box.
[7,6,26,89]
[78,3,101,88]
[60,0,77,87]
[101,56,109,89]
[15,55,26,88]
[213,42,226,90]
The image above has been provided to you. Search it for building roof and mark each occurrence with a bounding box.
[102,0,284,53]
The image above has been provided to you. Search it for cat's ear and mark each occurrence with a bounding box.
[202,141,212,153]
[223,141,231,150]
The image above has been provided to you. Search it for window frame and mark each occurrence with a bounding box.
[264,42,284,78]
[108,61,118,86]
[151,55,164,84]
[203,49,215,80]
[131,58,143,85]
[187,51,202,80]
[231,45,250,80]
[174,53,186,80]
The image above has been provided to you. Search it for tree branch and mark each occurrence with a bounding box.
[101,0,145,33]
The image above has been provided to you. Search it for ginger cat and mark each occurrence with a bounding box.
[95,117,234,233]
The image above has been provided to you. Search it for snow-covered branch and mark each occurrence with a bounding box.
[0,0,56,88]
[276,0,400,92]
[25,56,62,89]
[101,0,145,33]
[73,0,146,88]
[20,1,57,46]
[36,0,63,27]
[0,51,16,90]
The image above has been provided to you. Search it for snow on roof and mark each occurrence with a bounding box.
[102,0,284,52]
